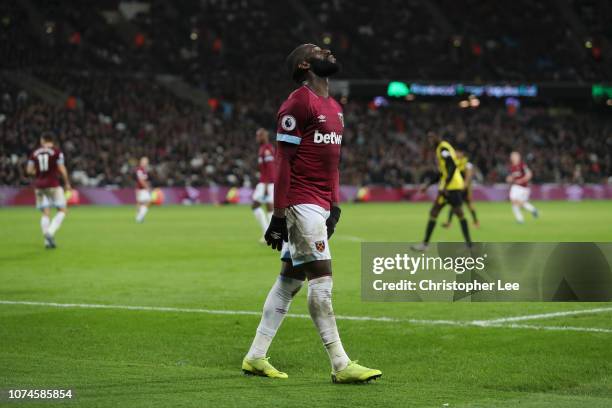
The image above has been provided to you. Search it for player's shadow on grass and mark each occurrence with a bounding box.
[0,248,46,262]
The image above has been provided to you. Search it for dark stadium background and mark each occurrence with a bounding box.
[1,0,610,198]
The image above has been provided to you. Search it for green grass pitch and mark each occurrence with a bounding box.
[1,201,611,407]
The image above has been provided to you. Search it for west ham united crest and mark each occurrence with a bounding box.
[337,113,344,127]
[315,240,326,252]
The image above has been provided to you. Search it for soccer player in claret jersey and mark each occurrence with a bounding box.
[26,132,71,249]
[412,132,473,251]
[135,157,152,223]
[251,128,275,242]
[242,44,382,383]
[507,151,539,223]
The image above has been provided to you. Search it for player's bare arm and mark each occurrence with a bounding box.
[464,165,473,188]
[440,148,455,193]
[26,161,36,176]
[58,164,71,191]
[327,168,341,239]
[419,173,440,193]
[516,168,533,185]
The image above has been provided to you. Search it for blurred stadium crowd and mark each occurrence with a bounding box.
[1,0,611,188]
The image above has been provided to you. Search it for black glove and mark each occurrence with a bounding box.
[326,206,341,239]
[265,215,288,251]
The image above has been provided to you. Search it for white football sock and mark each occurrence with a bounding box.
[41,214,50,235]
[136,205,148,222]
[252,207,268,234]
[512,204,524,223]
[307,276,351,372]
[246,276,303,359]
[47,212,65,236]
[522,202,536,213]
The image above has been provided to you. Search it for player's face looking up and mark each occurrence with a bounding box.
[304,46,340,78]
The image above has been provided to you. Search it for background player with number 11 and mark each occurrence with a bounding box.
[26,132,71,249]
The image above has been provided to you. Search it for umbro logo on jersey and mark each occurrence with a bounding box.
[314,130,342,145]
[317,115,326,123]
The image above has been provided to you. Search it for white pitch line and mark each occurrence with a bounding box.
[472,306,612,326]
[488,323,612,334]
[1,300,611,334]
[334,234,365,242]
[0,300,461,326]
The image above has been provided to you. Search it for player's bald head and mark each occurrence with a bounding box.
[140,156,149,166]
[510,151,521,164]
[286,43,316,83]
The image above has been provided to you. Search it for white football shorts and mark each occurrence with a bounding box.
[35,187,66,210]
[280,203,331,266]
[509,185,530,202]
[252,182,274,204]
[136,189,151,204]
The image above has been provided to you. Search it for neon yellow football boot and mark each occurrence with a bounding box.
[331,360,382,384]
[242,357,288,379]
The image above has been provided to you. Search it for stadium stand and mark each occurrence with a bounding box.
[1,0,611,188]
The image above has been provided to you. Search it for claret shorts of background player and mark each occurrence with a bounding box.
[280,204,331,266]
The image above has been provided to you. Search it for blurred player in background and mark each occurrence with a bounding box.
[252,128,275,242]
[507,151,539,223]
[442,146,479,229]
[243,44,382,384]
[135,157,151,223]
[26,132,71,249]
[412,132,473,251]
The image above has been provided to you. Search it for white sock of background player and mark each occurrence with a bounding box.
[136,205,148,222]
[48,211,65,236]
[522,201,536,214]
[252,206,268,234]
[512,204,524,223]
[308,276,351,372]
[246,276,303,359]
[41,214,50,235]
